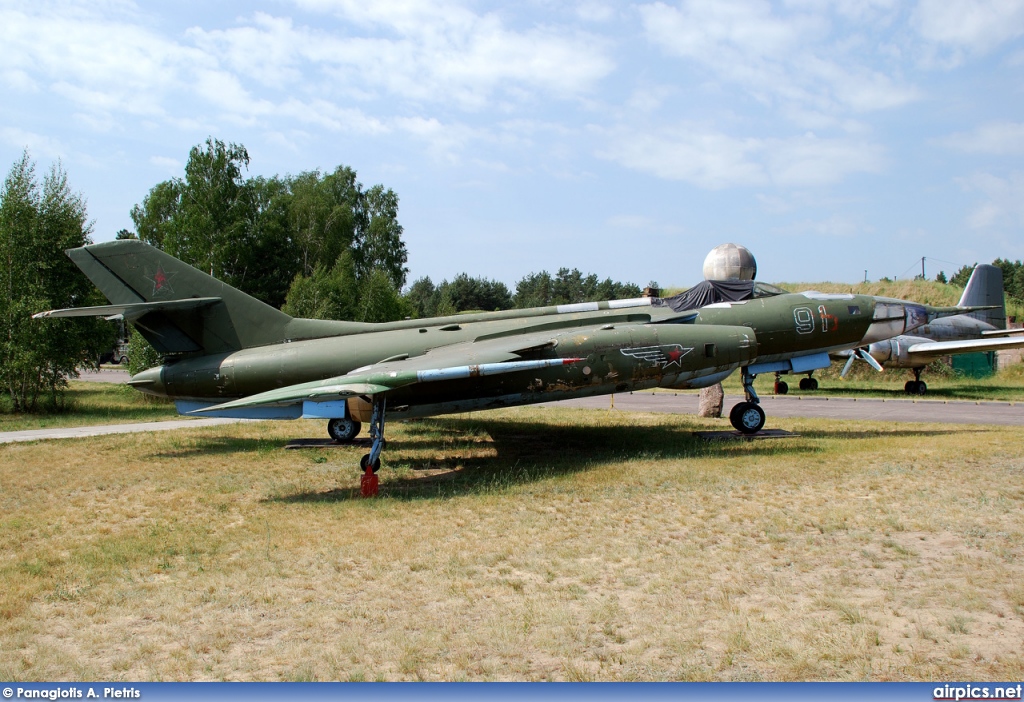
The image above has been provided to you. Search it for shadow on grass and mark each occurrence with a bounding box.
[267,415,969,503]
[148,436,280,458]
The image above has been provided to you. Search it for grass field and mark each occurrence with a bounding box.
[0,382,176,432]
[1,406,1022,681]
[2,361,1023,436]
[703,362,1024,403]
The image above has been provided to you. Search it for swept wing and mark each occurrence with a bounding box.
[905,335,1024,362]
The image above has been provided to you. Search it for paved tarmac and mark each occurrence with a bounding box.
[76,368,130,383]
[5,372,1015,445]
[0,418,251,444]
[552,392,1024,426]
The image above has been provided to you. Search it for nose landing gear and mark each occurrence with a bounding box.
[730,368,767,434]
[358,395,388,498]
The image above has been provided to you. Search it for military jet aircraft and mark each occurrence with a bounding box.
[829,264,1024,394]
[35,241,980,471]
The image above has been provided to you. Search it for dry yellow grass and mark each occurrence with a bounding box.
[1,407,1022,681]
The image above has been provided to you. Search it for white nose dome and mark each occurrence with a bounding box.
[703,243,757,281]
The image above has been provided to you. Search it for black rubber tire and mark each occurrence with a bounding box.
[359,453,381,473]
[729,402,766,434]
[904,381,917,394]
[809,378,819,390]
[774,381,788,395]
[799,378,811,390]
[327,417,361,443]
[916,381,927,396]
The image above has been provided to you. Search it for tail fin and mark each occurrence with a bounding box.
[68,240,293,354]
[957,264,1005,330]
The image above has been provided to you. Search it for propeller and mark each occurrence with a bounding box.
[841,347,884,378]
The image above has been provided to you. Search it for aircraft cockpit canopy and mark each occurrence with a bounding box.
[659,280,787,313]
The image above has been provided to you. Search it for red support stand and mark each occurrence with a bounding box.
[360,466,379,498]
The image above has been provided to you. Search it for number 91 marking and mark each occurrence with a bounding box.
[794,307,814,334]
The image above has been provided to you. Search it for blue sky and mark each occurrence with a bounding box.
[2,0,1023,288]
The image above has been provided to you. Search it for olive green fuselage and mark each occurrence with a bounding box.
[134,292,878,418]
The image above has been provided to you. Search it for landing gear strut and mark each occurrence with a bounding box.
[357,395,388,498]
[904,368,927,396]
[773,372,788,395]
[730,368,766,434]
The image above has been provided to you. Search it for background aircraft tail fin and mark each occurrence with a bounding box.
[68,240,293,354]
[957,264,1005,330]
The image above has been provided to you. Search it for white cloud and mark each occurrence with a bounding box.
[0,0,613,146]
[0,128,66,159]
[191,2,615,110]
[575,1,617,23]
[939,121,1024,154]
[599,126,883,188]
[912,0,1024,58]
[957,171,1024,228]
[638,0,919,121]
[149,156,181,171]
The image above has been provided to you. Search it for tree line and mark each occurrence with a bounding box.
[404,269,644,318]
[130,138,409,316]
[0,154,113,411]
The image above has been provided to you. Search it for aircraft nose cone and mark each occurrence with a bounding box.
[127,365,166,396]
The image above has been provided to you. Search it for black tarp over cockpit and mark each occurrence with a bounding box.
[658,280,787,313]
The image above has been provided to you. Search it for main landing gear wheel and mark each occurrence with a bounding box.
[799,377,819,390]
[774,380,788,395]
[327,417,361,443]
[904,380,927,395]
[905,369,927,396]
[730,401,766,434]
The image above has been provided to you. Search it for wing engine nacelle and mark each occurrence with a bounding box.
[865,335,929,368]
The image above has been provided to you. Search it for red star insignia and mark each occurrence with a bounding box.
[151,265,175,296]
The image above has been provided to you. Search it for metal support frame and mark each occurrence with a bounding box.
[742,368,759,404]
[368,394,387,466]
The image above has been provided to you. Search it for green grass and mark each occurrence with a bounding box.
[1,407,1022,680]
[0,381,177,432]
[656,361,1024,403]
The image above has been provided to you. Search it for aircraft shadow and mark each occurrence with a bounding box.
[269,415,957,503]
[147,436,281,458]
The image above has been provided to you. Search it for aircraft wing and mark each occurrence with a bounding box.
[905,335,1024,362]
[190,331,586,414]
[981,328,1024,338]
[33,297,222,321]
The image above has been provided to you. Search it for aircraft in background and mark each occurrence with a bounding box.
[825,264,1024,394]
[36,241,982,471]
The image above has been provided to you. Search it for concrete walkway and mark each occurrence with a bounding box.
[3,391,1020,446]
[553,392,1024,426]
[75,368,130,383]
[0,417,251,444]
